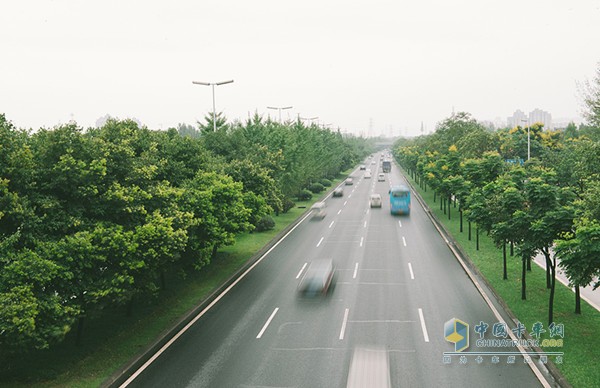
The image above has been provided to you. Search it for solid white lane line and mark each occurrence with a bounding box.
[329,220,335,228]
[363,221,367,228]
[337,209,342,215]
[418,308,430,342]
[339,308,350,340]
[317,237,324,247]
[359,237,364,247]
[119,210,314,387]
[296,263,308,279]
[408,263,414,280]
[402,236,407,247]
[257,308,279,339]
[398,220,402,227]
[353,263,359,279]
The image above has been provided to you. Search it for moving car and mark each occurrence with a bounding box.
[297,259,335,297]
[364,171,372,179]
[333,187,344,197]
[370,193,382,208]
[359,165,366,170]
[310,202,327,219]
[378,173,385,182]
[345,178,354,185]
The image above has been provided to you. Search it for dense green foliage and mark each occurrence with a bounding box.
[0,112,371,356]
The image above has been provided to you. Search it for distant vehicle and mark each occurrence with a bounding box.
[345,178,354,185]
[333,187,344,197]
[359,165,366,170]
[382,160,391,173]
[310,202,327,219]
[389,185,410,215]
[378,173,385,182]
[371,160,376,165]
[364,171,372,179]
[297,259,335,297]
[370,194,382,208]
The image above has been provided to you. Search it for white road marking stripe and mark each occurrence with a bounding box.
[402,236,407,246]
[359,237,364,247]
[408,263,414,279]
[317,237,324,247]
[418,308,429,342]
[353,263,359,279]
[339,308,350,340]
[296,262,308,279]
[344,200,348,206]
[398,220,402,227]
[349,194,352,198]
[257,308,279,339]
[363,221,367,228]
[329,221,335,228]
[337,209,342,215]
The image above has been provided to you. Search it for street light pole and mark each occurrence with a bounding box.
[192,79,234,131]
[267,106,293,123]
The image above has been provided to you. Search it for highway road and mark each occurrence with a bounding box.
[122,152,548,388]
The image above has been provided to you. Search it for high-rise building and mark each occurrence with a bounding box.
[528,108,552,129]
[507,110,528,128]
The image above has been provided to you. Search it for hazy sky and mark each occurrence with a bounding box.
[2,0,599,136]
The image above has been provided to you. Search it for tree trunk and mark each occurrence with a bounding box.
[527,256,531,271]
[433,191,436,202]
[468,221,471,241]
[544,249,552,289]
[448,196,451,219]
[476,226,479,251]
[211,243,219,259]
[548,255,556,326]
[503,241,507,280]
[459,209,463,232]
[510,241,514,256]
[575,286,581,314]
[521,254,527,300]
[76,315,85,346]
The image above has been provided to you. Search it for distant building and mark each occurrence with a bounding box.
[528,108,552,129]
[507,109,552,130]
[507,110,528,129]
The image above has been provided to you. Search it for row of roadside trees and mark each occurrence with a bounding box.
[0,112,371,355]
[394,111,600,326]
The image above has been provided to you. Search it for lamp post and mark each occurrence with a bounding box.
[192,79,234,131]
[298,115,318,125]
[267,106,293,123]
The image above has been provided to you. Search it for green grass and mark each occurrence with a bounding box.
[401,168,600,388]
[0,172,352,388]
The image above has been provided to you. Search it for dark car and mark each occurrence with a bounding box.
[333,187,344,197]
[298,259,335,297]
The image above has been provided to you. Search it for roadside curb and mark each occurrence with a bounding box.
[398,165,571,388]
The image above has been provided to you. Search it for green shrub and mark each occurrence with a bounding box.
[319,178,332,187]
[255,215,275,232]
[282,197,295,213]
[308,183,325,194]
[297,189,313,201]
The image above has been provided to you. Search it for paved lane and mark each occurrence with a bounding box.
[124,153,546,388]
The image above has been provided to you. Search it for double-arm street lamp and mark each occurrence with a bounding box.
[192,79,234,132]
[267,106,293,123]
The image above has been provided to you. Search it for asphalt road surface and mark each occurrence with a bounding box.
[123,153,547,388]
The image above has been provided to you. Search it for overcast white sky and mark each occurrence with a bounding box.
[1,0,599,136]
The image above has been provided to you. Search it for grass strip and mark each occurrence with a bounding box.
[401,168,600,388]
